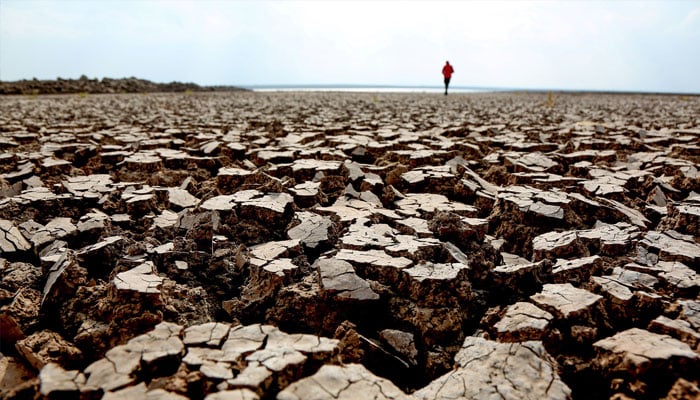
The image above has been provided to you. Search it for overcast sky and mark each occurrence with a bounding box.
[1,0,699,93]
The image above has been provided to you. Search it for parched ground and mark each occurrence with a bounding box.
[1,91,699,400]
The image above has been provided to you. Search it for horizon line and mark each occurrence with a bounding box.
[2,77,698,96]
[241,83,700,96]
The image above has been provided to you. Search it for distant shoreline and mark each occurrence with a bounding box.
[247,85,489,94]
[246,84,700,96]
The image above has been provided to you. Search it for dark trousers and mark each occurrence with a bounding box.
[444,77,451,93]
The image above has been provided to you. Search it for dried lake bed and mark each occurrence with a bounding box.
[1,91,699,399]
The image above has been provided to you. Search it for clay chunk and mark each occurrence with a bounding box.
[413,337,571,400]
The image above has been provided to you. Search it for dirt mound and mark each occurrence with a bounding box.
[0,76,247,95]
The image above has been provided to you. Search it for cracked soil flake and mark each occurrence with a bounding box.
[530,283,602,320]
[277,363,411,400]
[113,262,163,294]
[317,257,379,301]
[593,328,698,372]
[0,219,32,252]
[414,337,571,400]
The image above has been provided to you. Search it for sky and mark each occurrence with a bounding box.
[1,0,699,93]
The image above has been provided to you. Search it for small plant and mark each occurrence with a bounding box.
[546,91,555,108]
[78,92,89,98]
[185,89,193,95]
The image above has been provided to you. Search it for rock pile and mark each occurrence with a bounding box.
[1,91,699,399]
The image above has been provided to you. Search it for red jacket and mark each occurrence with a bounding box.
[442,63,454,78]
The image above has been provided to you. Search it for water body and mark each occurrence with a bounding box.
[246,84,504,93]
[244,85,696,95]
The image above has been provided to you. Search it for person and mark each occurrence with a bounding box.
[442,61,454,95]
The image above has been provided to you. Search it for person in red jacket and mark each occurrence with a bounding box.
[442,61,454,95]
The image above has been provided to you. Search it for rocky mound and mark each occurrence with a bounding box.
[0,91,699,399]
[0,76,246,95]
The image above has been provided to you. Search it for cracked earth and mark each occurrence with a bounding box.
[1,91,699,399]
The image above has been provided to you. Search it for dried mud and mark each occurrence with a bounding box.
[1,91,699,399]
